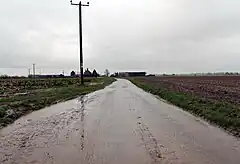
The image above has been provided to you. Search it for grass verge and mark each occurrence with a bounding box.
[0,77,115,128]
[129,78,240,137]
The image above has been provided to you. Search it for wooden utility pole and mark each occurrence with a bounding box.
[70,0,90,85]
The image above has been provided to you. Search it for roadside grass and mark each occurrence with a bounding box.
[0,77,115,128]
[130,79,240,137]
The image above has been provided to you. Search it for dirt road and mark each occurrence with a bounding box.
[1,79,240,164]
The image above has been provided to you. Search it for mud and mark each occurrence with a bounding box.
[0,79,240,164]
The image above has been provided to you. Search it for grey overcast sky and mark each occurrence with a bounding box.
[0,0,240,76]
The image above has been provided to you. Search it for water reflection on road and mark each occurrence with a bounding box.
[0,79,240,164]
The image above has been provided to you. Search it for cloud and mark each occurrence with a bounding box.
[0,0,240,75]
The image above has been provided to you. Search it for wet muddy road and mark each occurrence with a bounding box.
[1,79,240,164]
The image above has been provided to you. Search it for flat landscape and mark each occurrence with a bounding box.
[130,76,240,136]
[1,79,240,164]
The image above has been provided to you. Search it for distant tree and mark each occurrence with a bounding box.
[104,69,110,77]
[110,73,117,77]
[92,69,99,77]
[225,72,230,75]
[70,71,76,77]
[114,72,119,77]
[0,74,9,79]
[84,68,92,77]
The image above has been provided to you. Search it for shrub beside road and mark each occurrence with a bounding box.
[0,77,115,128]
[130,76,240,137]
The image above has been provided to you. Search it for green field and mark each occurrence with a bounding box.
[0,77,115,128]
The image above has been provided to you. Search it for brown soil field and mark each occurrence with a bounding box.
[134,76,240,106]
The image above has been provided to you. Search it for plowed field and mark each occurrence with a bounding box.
[135,76,240,105]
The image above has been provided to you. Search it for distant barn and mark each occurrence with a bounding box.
[119,72,146,77]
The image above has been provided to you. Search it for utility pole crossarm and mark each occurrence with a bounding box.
[70,0,78,5]
[70,0,89,6]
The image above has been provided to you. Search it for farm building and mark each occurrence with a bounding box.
[119,72,146,77]
[28,74,64,78]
